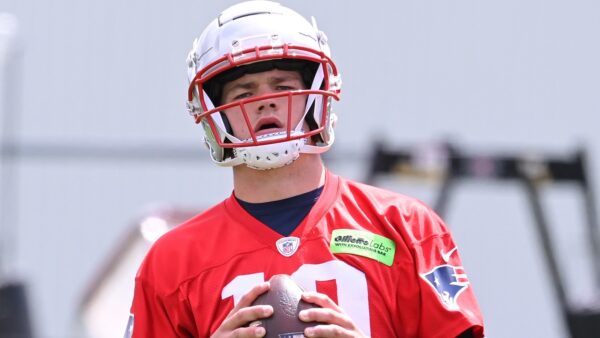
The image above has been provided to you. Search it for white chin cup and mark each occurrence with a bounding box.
[233,132,306,170]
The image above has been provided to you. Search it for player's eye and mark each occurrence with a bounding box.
[275,85,295,91]
[232,92,253,100]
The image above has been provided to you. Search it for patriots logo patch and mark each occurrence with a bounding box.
[420,264,469,311]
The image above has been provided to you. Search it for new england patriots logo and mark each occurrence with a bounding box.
[420,263,469,311]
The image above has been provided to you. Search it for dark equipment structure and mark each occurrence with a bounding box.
[366,142,600,338]
[0,281,33,338]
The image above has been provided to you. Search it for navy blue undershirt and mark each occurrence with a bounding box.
[235,186,324,236]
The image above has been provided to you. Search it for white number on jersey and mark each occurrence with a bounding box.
[221,261,371,336]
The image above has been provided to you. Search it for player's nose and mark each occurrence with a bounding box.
[257,100,277,112]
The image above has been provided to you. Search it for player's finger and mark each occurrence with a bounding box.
[299,307,351,328]
[221,305,273,331]
[303,324,354,338]
[301,291,342,312]
[233,282,270,310]
[229,325,267,338]
[300,292,357,331]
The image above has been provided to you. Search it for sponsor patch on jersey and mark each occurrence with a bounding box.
[330,229,396,266]
[276,236,300,257]
[420,264,469,311]
[123,313,134,338]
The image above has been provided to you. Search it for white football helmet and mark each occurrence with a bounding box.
[186,0,341,170]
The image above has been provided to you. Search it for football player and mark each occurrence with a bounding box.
[127,1,485,337]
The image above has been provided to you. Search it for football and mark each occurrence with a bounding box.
[249,274,320,338]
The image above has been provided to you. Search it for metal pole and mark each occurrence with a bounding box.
[0,12,20,281]
[0,13,33,338]
[577,149,600,290]
[519,167,572,336]
[432,143,457,218]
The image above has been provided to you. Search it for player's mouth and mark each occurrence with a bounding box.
[254,117,284,136]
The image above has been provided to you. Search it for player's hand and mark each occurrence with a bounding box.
[210,282,274,338]
[299,291,368,338]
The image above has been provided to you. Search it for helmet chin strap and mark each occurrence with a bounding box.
[299,64,332,155]
[304,65,325,124]
[233,132,307,170]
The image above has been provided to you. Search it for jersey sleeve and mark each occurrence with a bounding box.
[409,206,485,338]
[128,277,196,338]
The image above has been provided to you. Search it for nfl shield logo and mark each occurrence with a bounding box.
[276,237,300,257]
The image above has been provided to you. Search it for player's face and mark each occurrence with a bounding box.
[221,69,307,140]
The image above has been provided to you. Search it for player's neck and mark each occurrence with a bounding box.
[232,154,326,203]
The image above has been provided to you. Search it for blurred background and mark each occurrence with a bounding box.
[1,0,600,337]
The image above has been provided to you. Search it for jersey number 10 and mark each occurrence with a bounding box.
[221,260,371,336]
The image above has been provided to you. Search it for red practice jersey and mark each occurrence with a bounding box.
[129,171,484,337]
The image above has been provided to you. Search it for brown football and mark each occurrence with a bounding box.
[248,274,321,338]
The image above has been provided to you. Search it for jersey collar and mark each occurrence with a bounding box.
[223,170,340,248]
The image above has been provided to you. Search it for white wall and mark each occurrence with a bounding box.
[1,0,600,337]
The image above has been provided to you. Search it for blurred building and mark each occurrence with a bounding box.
[77,208,197,338]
